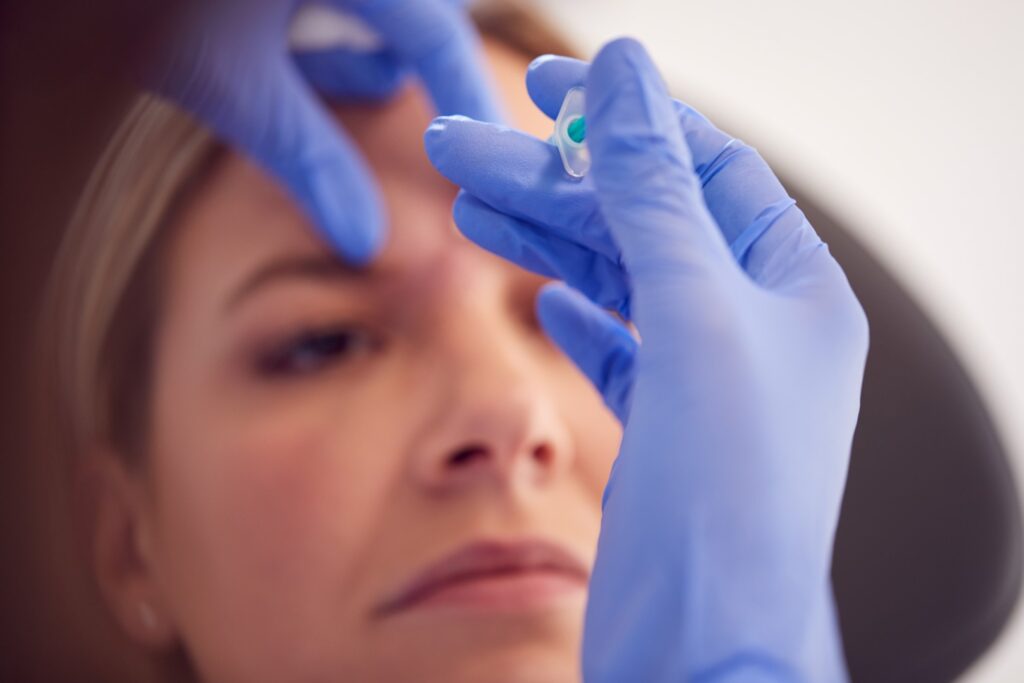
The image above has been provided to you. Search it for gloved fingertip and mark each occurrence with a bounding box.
[450,192,503,251]
[525,54,589,120]
[306,171,386,265]
[429,114,475,128]
[596,36,648,60]
[536,283,595,347]
[450,189,482,232]
[423,116,450,160]
[589,36,670,113]
[423,117,454,175]
[424,114,473,145]
[423,115,488,180]
[586,35,694,180]
[536,282,636,423]
[592,36,653,75]
[537,280,582,315]
[339,218,386,265]
[527,53,561,73]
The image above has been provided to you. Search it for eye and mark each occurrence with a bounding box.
[256,326,379,377]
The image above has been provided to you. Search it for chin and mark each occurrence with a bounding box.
[407,647,580,683]
[359,605,585,683]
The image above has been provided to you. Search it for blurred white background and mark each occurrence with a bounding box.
[531,0,1023,680]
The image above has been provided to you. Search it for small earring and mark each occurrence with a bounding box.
[138,601,158,631]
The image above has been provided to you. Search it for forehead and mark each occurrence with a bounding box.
[329,38,552,262]
[172,39,549,286]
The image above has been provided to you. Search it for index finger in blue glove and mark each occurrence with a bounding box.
[525,55,588,120]
[348,0,505,122]
[424,116,621,262]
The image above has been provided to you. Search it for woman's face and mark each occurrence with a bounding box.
[114,40,620,683]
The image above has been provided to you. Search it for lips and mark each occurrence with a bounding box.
[376,538,589,616]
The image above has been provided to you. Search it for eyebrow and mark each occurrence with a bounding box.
[225,253,367,313]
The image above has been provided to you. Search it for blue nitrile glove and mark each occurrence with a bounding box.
[152,0,502,263]
[425,38,867,682]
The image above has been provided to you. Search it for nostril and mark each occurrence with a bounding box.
[448,444,488,468]
[532,443,555,467]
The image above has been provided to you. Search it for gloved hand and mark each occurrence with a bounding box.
[152,0,501,263]
[425,38,867,682]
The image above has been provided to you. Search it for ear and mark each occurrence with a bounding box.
[80,451,177,650]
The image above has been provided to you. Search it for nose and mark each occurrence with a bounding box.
[409,338,575,497]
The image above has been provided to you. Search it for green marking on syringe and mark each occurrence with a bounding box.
[567,116,586,143]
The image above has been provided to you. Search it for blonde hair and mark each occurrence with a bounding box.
[39,98,220,464]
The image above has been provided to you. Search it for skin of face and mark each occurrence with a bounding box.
[94,40,622,683]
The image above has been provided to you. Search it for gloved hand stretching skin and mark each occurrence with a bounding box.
[425,38,867,683]
[152,0,502,263]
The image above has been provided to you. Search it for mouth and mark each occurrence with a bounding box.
[375,538,589,617]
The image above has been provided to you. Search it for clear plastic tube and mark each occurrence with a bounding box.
[548,87,590,179]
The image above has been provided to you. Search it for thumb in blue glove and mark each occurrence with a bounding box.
[426,37,867,682]
[152,0,503,264]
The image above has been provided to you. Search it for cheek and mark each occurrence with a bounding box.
[146,395,402,678]
[193,425,361,576]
